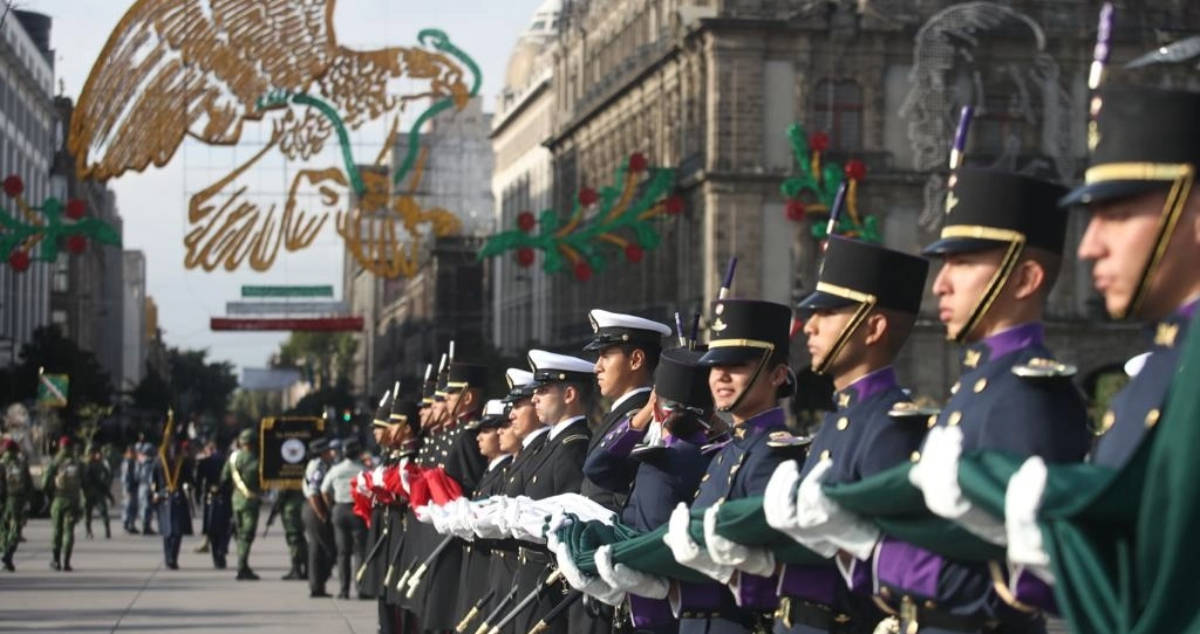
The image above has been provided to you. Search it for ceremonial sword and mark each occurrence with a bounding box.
[485,569,565,634]
[454,588,496,633]
[472,585,520,634]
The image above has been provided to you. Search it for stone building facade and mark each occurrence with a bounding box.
[493,0,1200,407]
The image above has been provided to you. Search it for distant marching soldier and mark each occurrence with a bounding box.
[1,439,33,571]
[576,309,672,633]
[136,442,157,535]
[196,439,233,568]
[450,399,513,632]
[222,428,263,580]
[584,346,718,633]
[303,436,336,597]
[377,395,422,634]
[42,436,85,571]
[120,445,139,534]
[278,483,309,581]
[323,437,367,599]
[82,443,114,540]
[409,360,488,633]
[508,350,596,634]
[152,435,194,570]
[775,237,932,633]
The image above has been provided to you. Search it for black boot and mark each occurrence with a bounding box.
[63,554,73,572]
[281,565,302,580]
[236,567,260,581]
[50,554,61,571]
[2,550,14,572]
[104,521,111,540]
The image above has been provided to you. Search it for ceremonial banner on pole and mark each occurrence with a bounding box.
[37,372,69,408]
[259,416,325,490]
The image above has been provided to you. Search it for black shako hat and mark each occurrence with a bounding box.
[371,391,394,428]
[698,299,793,367]
[922,168,1069,256]
[654,348,714,416]
[389,398,421,437]
[443,362,488,394]
[1061,87,1200,207]
[798,236,929,315]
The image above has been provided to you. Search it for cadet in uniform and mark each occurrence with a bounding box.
[380,395,421,633]
[875,167,1091,633]
[222,428,263,580]
[410,361,488,633]
[451,399,514,633]
[120,445,139,534]
[303,437,336,597]
[672,299,795,634]
[323,437,367,599]
[362,392,396,600]
[509,350,595,634]
[1,439,32,571]
[196,439,232,568]
[152,436,194,569]
[83,444,113,540]
[42,436,84,571]
[585,346,717,633]
[774,237,931,633]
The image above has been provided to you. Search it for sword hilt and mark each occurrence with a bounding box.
[404,563,429,599]
[528,622,549,634]
[455,606,481,633]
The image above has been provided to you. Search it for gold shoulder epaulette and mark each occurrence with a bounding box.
[1012,358,1077,379]
[562,434,589,445]
[888,401,941,420]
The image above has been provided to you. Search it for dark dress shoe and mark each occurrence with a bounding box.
[310,590,331,598]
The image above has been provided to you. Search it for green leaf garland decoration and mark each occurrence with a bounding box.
[1,174,123,271]
[779,123,881,244]
[479,154,683,282]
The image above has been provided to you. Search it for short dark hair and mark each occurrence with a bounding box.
[618,344,661,374]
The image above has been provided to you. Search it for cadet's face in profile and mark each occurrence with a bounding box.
[430,400,446,425]
[931,248,1004,340]
[532,384,567,424]
[593,347,632,399]
[498,422,520,454]
[507,398,541,440]
[443,391,463,417]
[476,428,500,459]
[372,426,386,445]
[1078,190,1175,319]
[709,360,779,416]
[803,306,856,372]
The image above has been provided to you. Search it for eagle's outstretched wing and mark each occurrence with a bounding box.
[69,0,337,181]
[1125,36,1200,69]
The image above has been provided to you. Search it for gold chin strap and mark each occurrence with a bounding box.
[1083,163,1196,320]
[707,339,776,413]
[938,226,1028,343]
[810,282,878,375]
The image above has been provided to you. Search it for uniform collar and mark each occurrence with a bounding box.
[732,407,786,441]
[1148,297,1197,350]
[611,386,651,412]
[487,454,512,471]
[834,366,898,411]
[521,426,550,449]
[961,322,1044,370]
[549,415,587,440]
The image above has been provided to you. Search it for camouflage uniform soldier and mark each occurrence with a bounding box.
[278,487,308,580]
[83,444,114,539]
[221,428,262,580]
[1,439,33,571]
[42,436,85,571]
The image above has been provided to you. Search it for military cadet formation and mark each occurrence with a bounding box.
[327,14,1200,634]
[2,9,1199,634]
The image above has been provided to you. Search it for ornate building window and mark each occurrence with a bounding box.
[810,79,863,152]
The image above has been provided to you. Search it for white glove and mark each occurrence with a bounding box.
[662,502,734,584]
[594,544,669,599]
[1005,456,1054,584]
[763,460,803,532]
[414,503,435,524]
[703,503,776,577]
[776,460,846,558]
[470,499,511,538]
[547,529,625,606]
[910,426,1006,545]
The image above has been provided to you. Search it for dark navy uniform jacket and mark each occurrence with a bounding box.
[1092,300,1196,469]
[152,456,194,537]
[585,411,713,631]
[454,454,513,620]
[776,367,927,632]
[581,388,652,512]
[874,323,1089,623]
[677,407,790,634]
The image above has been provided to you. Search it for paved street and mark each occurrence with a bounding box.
[0,513,375,633]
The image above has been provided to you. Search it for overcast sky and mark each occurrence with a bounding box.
[19,0,543,379]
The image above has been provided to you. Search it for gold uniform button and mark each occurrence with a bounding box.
[819,449,831,461]
[701,474,710,482]
[948,411,962,427]
[531,475,538,483]
[950,381,960,395]
[926,415,937,429]
[910,451,921,462]
[880,586,892,598]
[1100,410,1115,434]
[836,417,849,431]
[974,378,988,393]
[1145,409,1160,428]
[924,599,937,610]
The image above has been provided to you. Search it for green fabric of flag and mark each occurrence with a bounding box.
[608,523,712,584]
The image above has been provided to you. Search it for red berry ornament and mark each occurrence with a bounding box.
[786,199,806,222]
[624,244,644,263]
[628,153,647,172]
[2,175,23,198]
[809,132,830,153]
[515,247,535,268]
[67,236,87,254]
[516,211,536,232]
[665,196,684,215]
[573,261,593,282]
[579,187,598,206]
[844,159,867,181]
[8,250,30,272]
[66,199,86,219]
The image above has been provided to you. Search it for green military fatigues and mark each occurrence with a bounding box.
[83,452,114,539]
[2,451,33,569]
[220,437,262,578]
[278,488,308,579]
[42,450,85,570]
